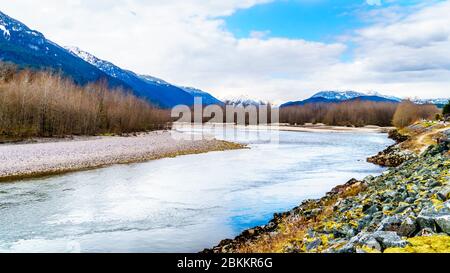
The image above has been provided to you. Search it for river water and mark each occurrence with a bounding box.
[0,126,392,252]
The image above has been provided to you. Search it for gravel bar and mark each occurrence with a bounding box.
[0,131,244,181]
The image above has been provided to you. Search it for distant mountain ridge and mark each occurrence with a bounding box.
[0,11,127,88]
[224,96,267,107]
[348,95,401,103]
[413,98,449,107]
[2,11,446,110]
[180,87,224,105]
[281,91,402,107]
[65,47,198,108]
[311,91,366,101]
[0,10,222,108]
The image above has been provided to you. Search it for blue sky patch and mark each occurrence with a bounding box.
[224,0,439,42]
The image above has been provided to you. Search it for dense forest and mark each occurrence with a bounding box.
[280,100,439,127]
[0,62,171,140]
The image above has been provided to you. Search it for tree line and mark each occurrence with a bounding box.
[1,61,444,139]
[0,62,171,140]
[280,100,440,128]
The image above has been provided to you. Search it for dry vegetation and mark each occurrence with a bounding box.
[231,179,368,253]
[392,101,440,128]
[280,100,439,128]
[397,121,450,154]
[212,134,450,253]
[0,62,170,140]
[280,101,398,127]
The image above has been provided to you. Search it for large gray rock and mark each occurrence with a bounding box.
[347,231,408,251]
[377,215,419,237]
[416,216,437,232]
[361,237,382,252]
[305,238,322,252]
[417,200,450,234]
[439,129,450,143]
[370,231,408,249]
[398,217,418,237]
[336,243,356,253]
[367,144,416,167]
[376,215,404,233]
[437,185,450,201]
[435,215,450,234]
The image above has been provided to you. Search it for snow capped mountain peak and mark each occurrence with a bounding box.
[413,98,450,105]
[311,91,366,101]
[366,91,402,102]
[139,75,171,86]
[0,10,227,108]
[65,46,96,64]
[311,90,402,102]
[0,10,43,41]
[0,12,14,39]
[0,24,10,39]
[223,96,266,107]
[65,46,110,69]
[180,86,208,95]
[66,47,178,90]
[281,90,403,108]
[65,46,128,79]
[63,46,218,107]
[179,86,223,105]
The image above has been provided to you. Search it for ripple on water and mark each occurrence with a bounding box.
[0,128,393,252]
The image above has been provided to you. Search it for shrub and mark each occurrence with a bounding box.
[0,62,17,82]
[392,100,440,128]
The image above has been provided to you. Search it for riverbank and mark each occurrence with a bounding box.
[274,124,392,134]
[0,131,245,182]
[207,123,450,253]
[174,123,392,134]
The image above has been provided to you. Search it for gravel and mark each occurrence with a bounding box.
[0,131,239,180]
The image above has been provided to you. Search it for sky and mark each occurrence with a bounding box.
[1,0,449,103]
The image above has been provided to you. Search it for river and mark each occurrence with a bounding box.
[0,126,393,252]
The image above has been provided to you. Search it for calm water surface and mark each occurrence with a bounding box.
[0,127,393,252]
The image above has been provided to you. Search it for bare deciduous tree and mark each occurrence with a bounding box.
[280,101,399,127]
[392,100,439,128]
[0,63,171,140]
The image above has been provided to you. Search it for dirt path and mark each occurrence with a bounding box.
[417,126,450,154]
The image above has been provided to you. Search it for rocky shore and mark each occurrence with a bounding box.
[367,144,417,167]
[367,129,416,167]
[207,125,450,253]
[0,131,245,182]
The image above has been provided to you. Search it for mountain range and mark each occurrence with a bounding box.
[0,10,221,108]
[1,11,448,110]
[179,86,224,106]
[280,91,402,108]
[281,91,449,108]
[223,96,267,107]
[413,98,449,107]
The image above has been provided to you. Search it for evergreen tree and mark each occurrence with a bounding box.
[443,100,450,117]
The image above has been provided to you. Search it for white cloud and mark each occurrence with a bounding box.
[366,0,382,6]
[335,0,450,98]
[249,30,271,39]
[1,0,449,104]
